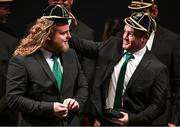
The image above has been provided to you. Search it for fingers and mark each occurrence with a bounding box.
[168,123,176,127]
[111,112,128,126]
[53,98,80,119]
[53,102,68,118]
[68,99,76,109]
[63,98,79,110]
[63,98,75,109]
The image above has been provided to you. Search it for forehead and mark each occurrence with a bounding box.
[55,23,69,30]
[124,24,135,31]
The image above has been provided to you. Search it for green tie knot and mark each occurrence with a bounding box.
[124,52,134,62]
[51,53,59,61]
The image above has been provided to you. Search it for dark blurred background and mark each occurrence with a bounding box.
[7,0,180,41]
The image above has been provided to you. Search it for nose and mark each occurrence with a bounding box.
[67,31,71,39]
[123,32,127,40]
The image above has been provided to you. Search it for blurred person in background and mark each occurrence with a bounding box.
[0,0,17,37]
[0,0,19,125]
[101,18,122,41]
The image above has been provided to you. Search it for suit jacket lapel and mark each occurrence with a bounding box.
[102,49,124,83]
[34,51,57,85]
[126,51,151,90]
[59,52,74,91]
[60,53,66,90]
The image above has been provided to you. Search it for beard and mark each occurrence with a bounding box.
[45,41,70,53]
[60,43,69,53]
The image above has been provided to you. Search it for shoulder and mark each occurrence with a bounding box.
[62,48,80,67]
[63,48,78,59]
[0,30,18,43]
[8,55,27,68]
[77,20,94,33]
[10,54,32,62]
[157,25,180,38]
[100,36,122,49]
[145,51,167,69]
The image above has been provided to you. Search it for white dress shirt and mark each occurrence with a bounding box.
[105,46,147,109]
[146,31,155,50]
[41,49,63,73]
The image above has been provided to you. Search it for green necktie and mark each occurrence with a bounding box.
[52,54,62,91]
[113,52,134,110]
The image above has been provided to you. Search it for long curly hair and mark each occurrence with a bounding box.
[14,18,56,56]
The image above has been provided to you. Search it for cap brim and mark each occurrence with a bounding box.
[42,16,72,20]
[42,16,72,23]
[128,1,152,10]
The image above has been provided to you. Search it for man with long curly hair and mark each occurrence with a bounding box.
[6,4,88,126]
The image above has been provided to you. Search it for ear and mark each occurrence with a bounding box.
[142,34,149,43]
[152,5,159,19]
[153,10,158,18]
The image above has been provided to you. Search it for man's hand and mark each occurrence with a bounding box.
[53,102,68,118]
[94,117,101,127]
[63,98,80,111]
[168,123,176,127]
[112,112,128,126]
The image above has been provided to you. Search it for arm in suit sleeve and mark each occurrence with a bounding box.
[69,35,122,60]
[69,35,100,59]
[128,66,169,125]
[6,56,54,115]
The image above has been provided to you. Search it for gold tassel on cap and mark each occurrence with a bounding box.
[151,0,155,10]
[62,6,78,27]
[68,12,78,27]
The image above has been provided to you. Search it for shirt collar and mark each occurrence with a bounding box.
[41,49,53,59]
[124,46,147,59]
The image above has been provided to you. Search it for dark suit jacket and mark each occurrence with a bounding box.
[0,30,19,125]
[71,20,96,116]
[0,31,18,97]
[116,25,180,125]
[6,49,88,126]
[70,36,169,125]
[150,26,180,125]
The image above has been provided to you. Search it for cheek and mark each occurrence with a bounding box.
[53,34,63,42]
[122,41,132,49]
